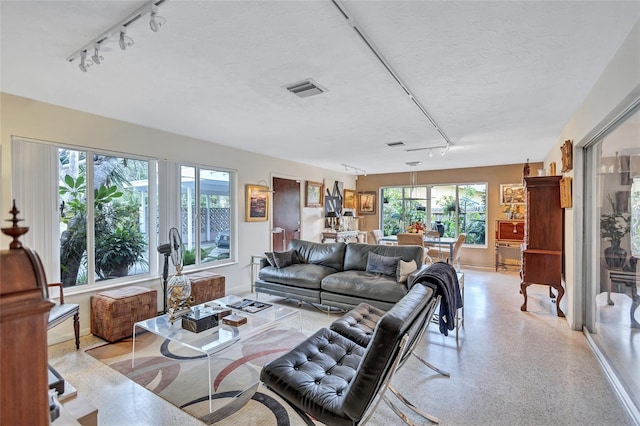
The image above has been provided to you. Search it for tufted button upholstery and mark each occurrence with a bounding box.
[261,284,436,425]
[329,302,385,347]
[260,327,365,425]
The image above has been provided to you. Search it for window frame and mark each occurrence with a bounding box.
[177,164,234,269]
[380,182,487,247]
[11,137,237,293]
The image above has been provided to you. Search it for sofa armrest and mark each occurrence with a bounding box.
[407,264,431,289]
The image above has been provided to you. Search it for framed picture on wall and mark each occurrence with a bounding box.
[560,177,572,208]
[343,189,356,209]
[357,191,376,215]
[305,181,323,207]
[245,184,269,222]
[500,183,525,205]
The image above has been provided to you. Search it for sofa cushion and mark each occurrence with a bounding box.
[265,249,300,268]
[329,303,385,347]
[259,263,336,289]
[396,259,418,283]
[365,252,401,277]
[264,252,276,267]
[321,271,407,304]
[344,243,423,271]
[289,239,346,272]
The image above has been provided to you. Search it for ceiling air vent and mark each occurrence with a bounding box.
[285,79,325,98]
[386,141,406,147]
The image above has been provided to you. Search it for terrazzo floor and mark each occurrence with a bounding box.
[48,267,635,425]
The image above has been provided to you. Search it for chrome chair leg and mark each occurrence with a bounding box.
[411,352,451,377]
[386,384,440,424]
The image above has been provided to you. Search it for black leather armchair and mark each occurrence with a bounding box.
[260,283,437,425]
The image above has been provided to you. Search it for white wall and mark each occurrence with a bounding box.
[543,19,640,330]
[0,93,355,344]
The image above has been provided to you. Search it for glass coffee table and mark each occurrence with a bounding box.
[132,295,300,414]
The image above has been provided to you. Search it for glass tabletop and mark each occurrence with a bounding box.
[133,294,299,355]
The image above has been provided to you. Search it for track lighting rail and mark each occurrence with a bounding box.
[66,0,167,67]
[331,0,453,149]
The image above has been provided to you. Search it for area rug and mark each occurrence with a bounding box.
[86,327,313,425]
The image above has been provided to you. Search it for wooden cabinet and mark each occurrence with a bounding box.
[1,205,55,425]
[520,176,564,317]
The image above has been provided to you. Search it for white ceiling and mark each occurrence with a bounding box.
[1,1,639,175]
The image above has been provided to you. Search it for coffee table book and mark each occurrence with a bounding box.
[222,313,247,326]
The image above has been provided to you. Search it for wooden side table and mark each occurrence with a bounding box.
[495,219,524,271]
[494,241,522,271]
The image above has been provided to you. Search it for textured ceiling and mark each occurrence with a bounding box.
[1,1,639,175]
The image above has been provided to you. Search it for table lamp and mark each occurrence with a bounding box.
[342,210,354,231]
[326,211,338,230]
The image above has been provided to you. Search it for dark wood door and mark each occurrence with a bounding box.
[272,177,301,251]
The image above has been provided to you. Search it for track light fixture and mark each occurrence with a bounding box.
[119,30,134,51]
[78,50,91,72]
[429,150,433,158]
[341,164,367,176]
[441,146,450,156]
[149,8,166,32]
[66,0,168,72]
[91,45,103,64]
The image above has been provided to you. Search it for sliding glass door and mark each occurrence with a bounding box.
[584,105,639,415]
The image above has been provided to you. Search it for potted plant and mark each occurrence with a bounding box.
[95,225,147,279]
[600,195,631,269]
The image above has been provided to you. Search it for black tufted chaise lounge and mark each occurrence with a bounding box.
[260,282,438,425]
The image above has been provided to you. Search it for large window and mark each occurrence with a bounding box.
[12,138,236,289]
[381,183,487,245]
[180,166,231,266]
[58,151,150,286]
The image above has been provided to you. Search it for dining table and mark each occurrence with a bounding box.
[378,234,457,256]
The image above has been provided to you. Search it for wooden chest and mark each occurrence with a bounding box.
[90,286,157,342]
[185,271,226,305]
[495,220,525,242]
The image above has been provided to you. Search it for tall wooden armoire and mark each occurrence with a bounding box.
[0,204,54,425]
[520,176,565,317]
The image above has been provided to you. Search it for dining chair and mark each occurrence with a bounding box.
[47,283,80,349]
[437,233,467,272]
[424,230,442,262]
[370,229,384,245]
[396,233,430,263]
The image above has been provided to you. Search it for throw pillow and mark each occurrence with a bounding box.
[264,252,276,267]
[396,259,418,283]
[366,252,402,277]
[273,249,300,269]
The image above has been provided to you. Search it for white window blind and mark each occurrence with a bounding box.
[11,137,60,282]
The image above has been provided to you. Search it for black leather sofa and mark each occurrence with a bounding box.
[255,239,427,311]
[260,282,438,425]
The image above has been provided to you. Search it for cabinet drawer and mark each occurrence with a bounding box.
[496,220,525,242]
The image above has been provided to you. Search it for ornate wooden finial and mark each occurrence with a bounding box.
[2,200,29,249]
